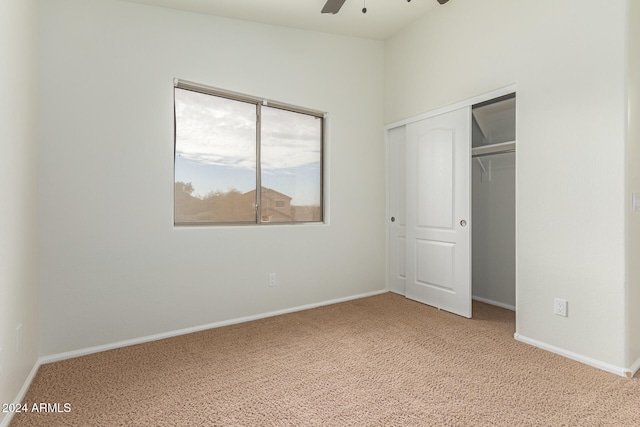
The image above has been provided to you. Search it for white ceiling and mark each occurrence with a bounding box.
[119,0,440,40]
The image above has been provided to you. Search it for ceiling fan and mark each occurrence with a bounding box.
[321,0,450,15]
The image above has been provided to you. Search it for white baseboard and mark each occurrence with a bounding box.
[629,356,640,378]
[0,361,40,427]
[514,333,633,378]
[472,295,515,311]
[40,289,388,365]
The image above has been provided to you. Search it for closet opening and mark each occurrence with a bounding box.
[387,87,517,319]
[471,93,516,311]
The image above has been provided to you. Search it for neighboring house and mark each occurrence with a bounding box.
[243,187,294,222]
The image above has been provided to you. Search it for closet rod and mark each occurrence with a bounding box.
[472,149,515,158]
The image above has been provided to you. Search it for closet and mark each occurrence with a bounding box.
[471,94,516,311]
[387,91,516,317]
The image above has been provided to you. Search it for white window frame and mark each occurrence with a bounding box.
[174,79,326,226]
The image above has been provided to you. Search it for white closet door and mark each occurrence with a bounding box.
[405,107,471,318]
[388,126,406,295]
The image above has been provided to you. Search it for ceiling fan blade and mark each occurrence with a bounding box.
[321,0,347,14]
[437,0,450,4]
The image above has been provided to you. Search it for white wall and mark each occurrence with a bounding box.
[627,0,640,370]
[386,0,628,368]
[39,0,386,356]
[0,0,40,422]
[472,153,515,309]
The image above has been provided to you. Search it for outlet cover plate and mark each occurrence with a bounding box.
[554,298,568,317]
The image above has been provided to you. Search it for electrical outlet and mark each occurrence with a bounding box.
[268,273,277,287]
[554,298,568,317]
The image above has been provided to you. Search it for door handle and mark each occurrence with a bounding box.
[391,217,396,222]
[460,220,467,227]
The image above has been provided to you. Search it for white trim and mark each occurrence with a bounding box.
[322,112,331,226]
[39,290,387,365]
[0,361,40,427]
[384,126,391,293]
[630,356,640,378]
[472,296,515,311]
[174,78,325,118]
[384,84,517,131]
[514,333,634,378]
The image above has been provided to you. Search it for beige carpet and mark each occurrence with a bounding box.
[10,293,640,426]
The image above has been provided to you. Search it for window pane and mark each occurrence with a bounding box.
[174,88,257,223]
[260,106,322,223]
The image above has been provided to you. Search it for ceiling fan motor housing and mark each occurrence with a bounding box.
[322,0,449,15]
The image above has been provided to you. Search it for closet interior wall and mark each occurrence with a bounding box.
[471,151,516,310]
[471,95,516,310]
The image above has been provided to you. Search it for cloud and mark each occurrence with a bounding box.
[175,89,321,171]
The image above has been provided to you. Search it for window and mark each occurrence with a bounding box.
[174,80,324,225]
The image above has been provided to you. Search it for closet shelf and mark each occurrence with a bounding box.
[472,141,516,158]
